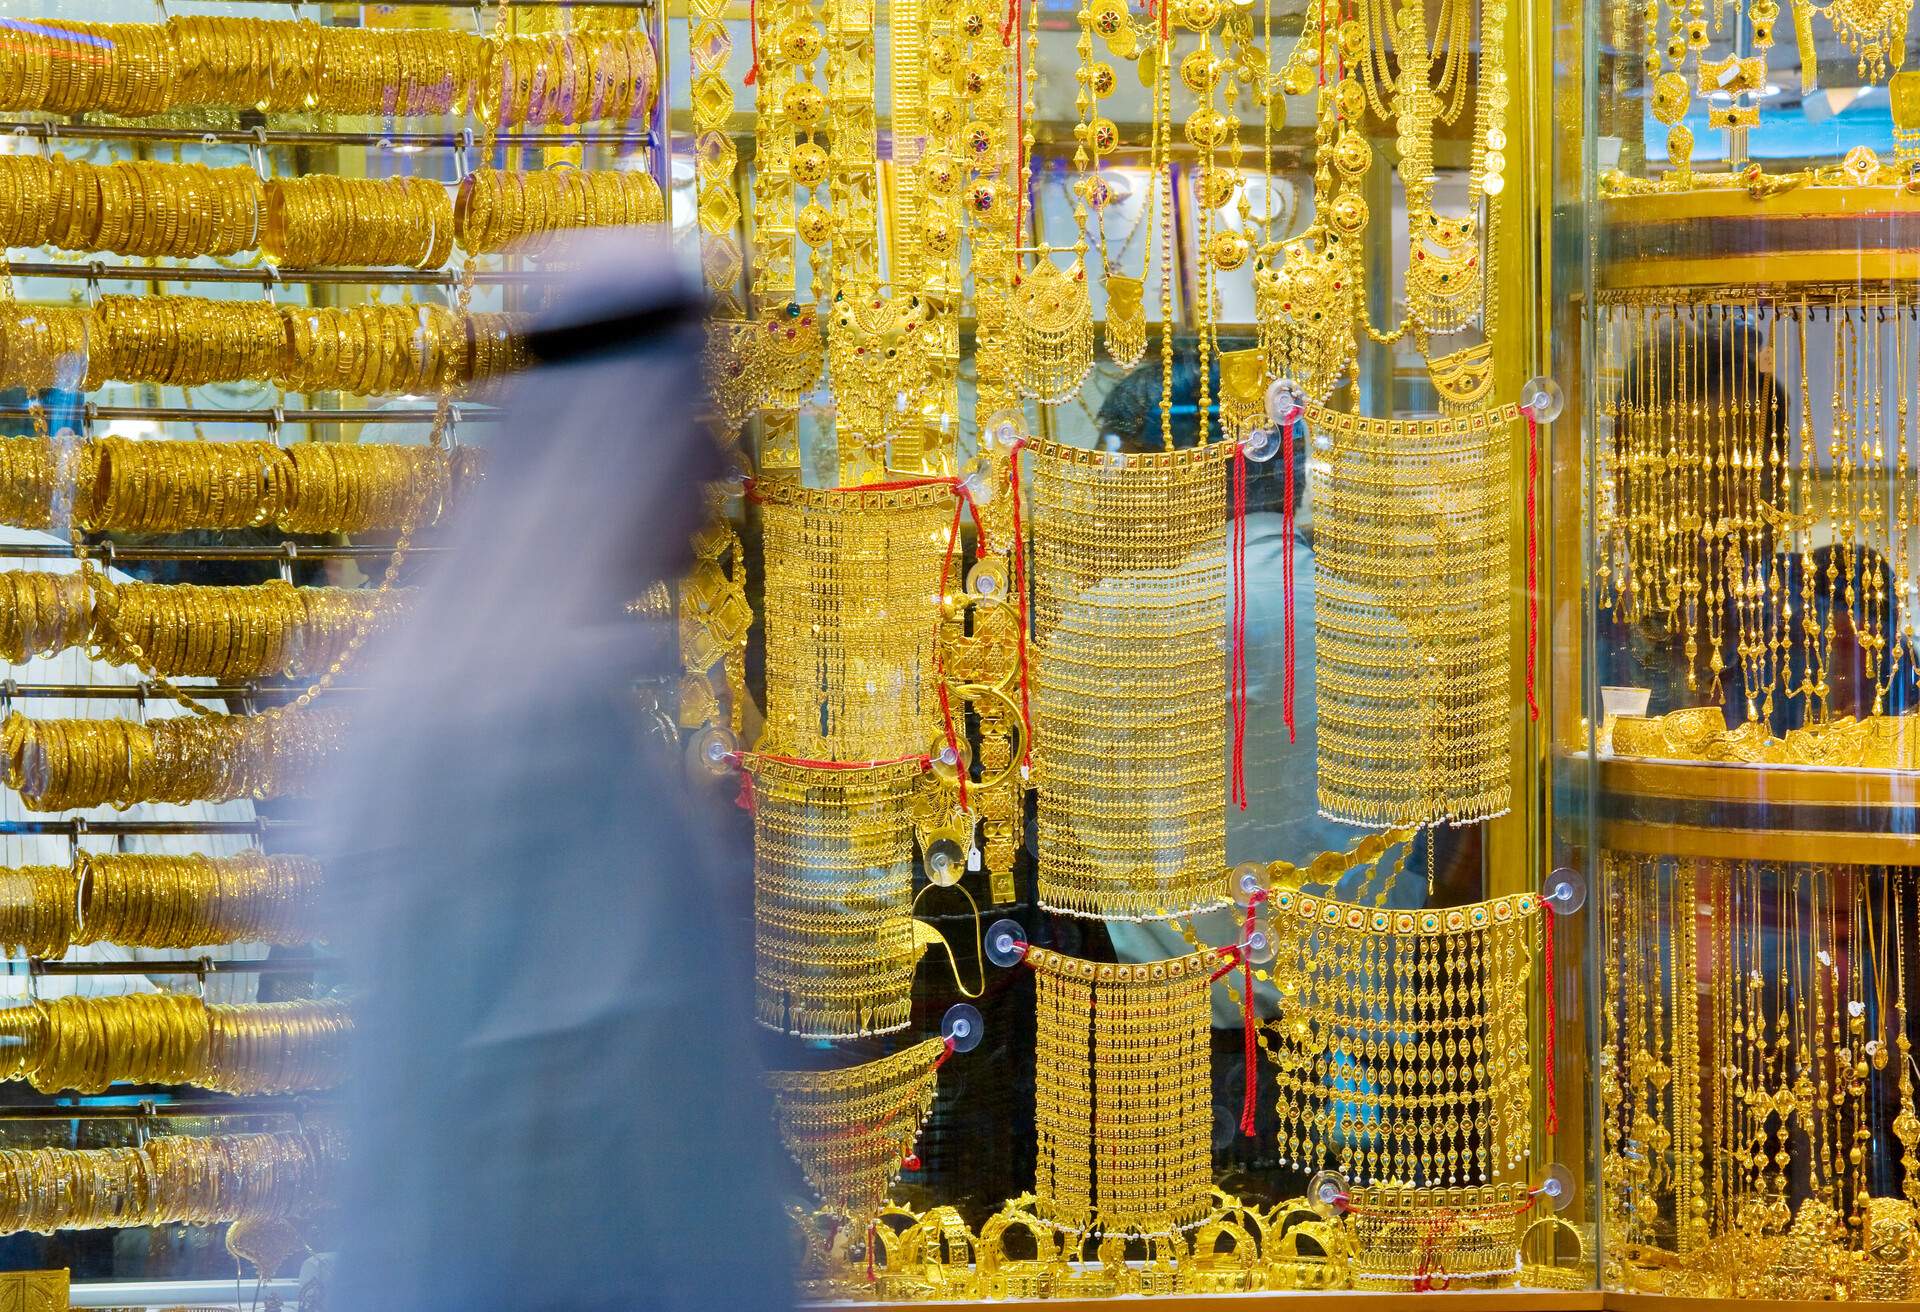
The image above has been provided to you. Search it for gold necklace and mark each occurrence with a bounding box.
[1027,945,1220,1237]
[1024,433,1235,919]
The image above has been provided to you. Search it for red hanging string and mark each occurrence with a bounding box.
[1001,0,1019,44]
[1525,411,1540,722]
[1009,437,1034,766]
[1230,443,1248,810]
[934,491,971,807]
[1014,0,1028,245]
[1543,907,1558,1135]
[734,769,756,812]
[744,0,760,85]
[866,1222,878,1282]
[1238,893,1263,1136]
[1281,418,1297,744]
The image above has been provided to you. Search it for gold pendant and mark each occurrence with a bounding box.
[1103,272,1147,368]
[1218,346,1269,442]
[703,319,760,432]
[1013,255,1095,405]
[1406,216,1482,335]
[1427,340,1496,408]
[1258,242,1358,403]
[828,288,933,459]
[755,304,827,409]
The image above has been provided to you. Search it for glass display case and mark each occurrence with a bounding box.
[1556,0,1920,1300]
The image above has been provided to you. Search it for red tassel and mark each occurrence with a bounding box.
[1230,444,1248,810]
[744,0,760,84]
[1281,419,1296,744]
[1525,412,1540,722]
[735,769,756,813]
[1543,906,1558,1135]
[1009,437,1034,766]
[1238,897,1260,1136]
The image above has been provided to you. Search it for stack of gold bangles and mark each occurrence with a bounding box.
[0,18,656,126]
[0,853,323,956]
[0,157,662,264]
[0,1127,346,1233]
[1,706,350,811]
[0,993,350,1094]
[0,297,530,393]
[264,176,453,270]
[77,851,323,949]
[456,168,666,253]
[98,581,413,679]
[0,157,263,258]
[0,572,412,676]
[77,435,452,535]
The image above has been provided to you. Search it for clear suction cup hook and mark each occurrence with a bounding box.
[686,725,738,779]
[924,837,967,888]
[1544,867,1587,915]
[1241,425,1283,463]
[1519,375,1564,423]
[1264,376,1306,428]
[1308,1170,1350,1214]
[985,918,1030,968]
[1535,1162,1575,1212]
[1242,927,1277,966]
[942,1002,986,1053]
[960,463,996,506]
[1233,861,1270,906]
[984,409,1026,451]
[966,558,1007,599]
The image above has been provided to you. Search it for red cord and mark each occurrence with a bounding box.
[1238,894,1262,1136]
[1230,444,1248,810]
[744,0,760,84]
[734,770,756,812]
[1014,0,1028,245]
[1281,419,1296,744]
[1009,437,1033,766]
[1543,906,1558,1135]
[867,1222,877,1282]
[1525,412,1540,722]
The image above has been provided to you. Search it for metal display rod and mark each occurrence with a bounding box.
[0,543,450,562]
[0,682,370,701]
[0,120,655,149]
[10,957,336,978]
[0,402,495,425]
[8,260,565,288]
[0,819,311,837]
[69,1280,303,1309]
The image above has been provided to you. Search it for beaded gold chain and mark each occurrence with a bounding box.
[1025,435,1233,919]
[1028,945,1219,1237]
[767,1036,949,1222]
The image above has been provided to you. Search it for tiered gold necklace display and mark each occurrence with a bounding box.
[749,754,925,1038]
[755,479,957,761]
[1023,436,1233,919]
[767,1037,950,1222]
[1312,402,1519,826]
[1263,886,1540,1187]
[1027,945,1218,1236]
